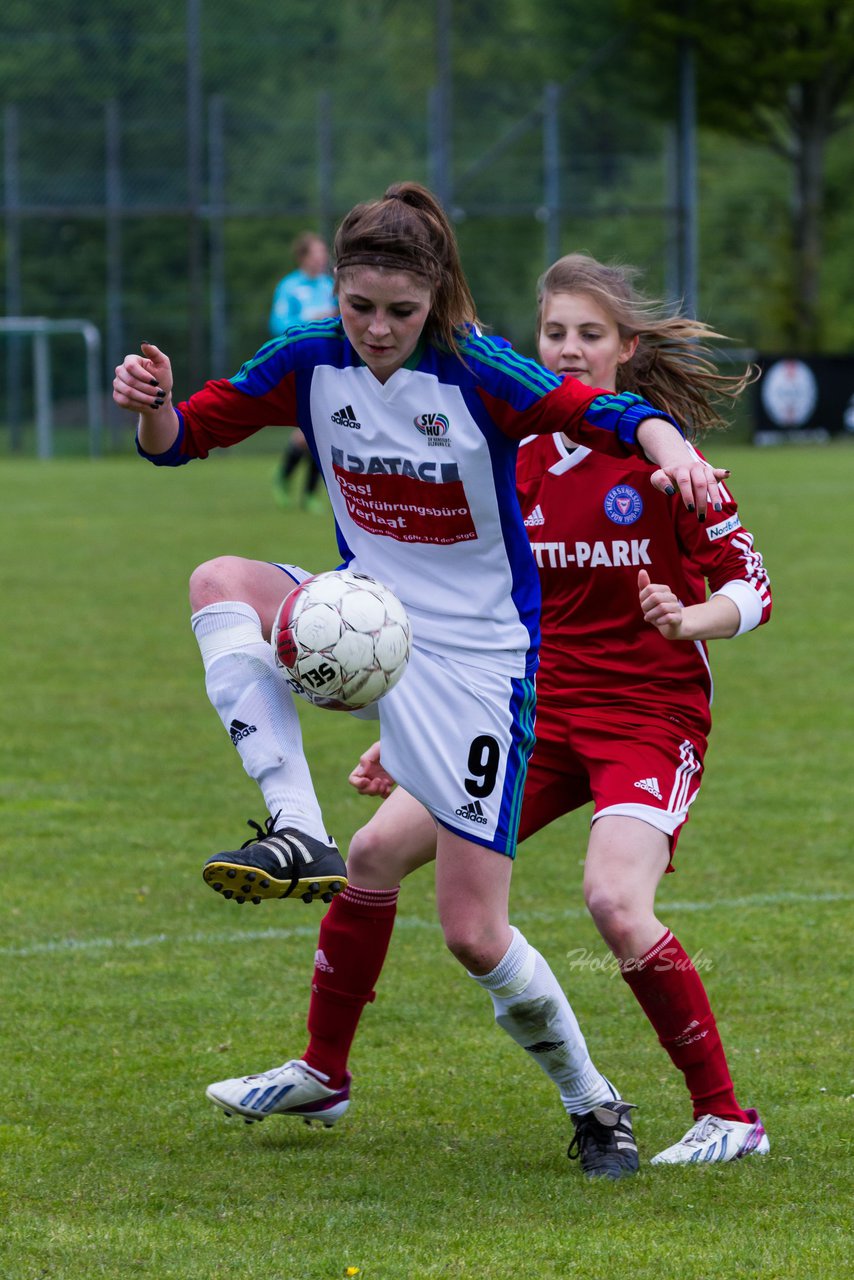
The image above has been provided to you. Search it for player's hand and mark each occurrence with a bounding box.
[637,569,686,640]
[348,741,396,798]
[113,342,174,415]
[649,457,730,522]
[636,417,729,520]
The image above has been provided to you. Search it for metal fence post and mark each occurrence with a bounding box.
[32,328,53,459]
[676,37,698,316]
[317,90,334,247]
[4,105,24,449]
[186,0,206,385]
[542,82,561,268]
[208,93,227,376]
[80,320,103,457]
[430,0,453,208]
[105,98,124,447]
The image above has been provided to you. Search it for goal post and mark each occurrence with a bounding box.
[0,317,103,458]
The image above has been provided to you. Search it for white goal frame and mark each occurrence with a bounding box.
[0,317,103,458]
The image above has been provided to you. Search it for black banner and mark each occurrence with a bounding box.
[753,356,854,445]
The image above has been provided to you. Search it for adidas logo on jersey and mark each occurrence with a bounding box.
[524,504,545,527]
[331,404,361,428]
[229,719,257,745]
[633,776,663,800]
[454,799,487,825]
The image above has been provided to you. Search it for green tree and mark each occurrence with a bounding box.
[620,0,854,349]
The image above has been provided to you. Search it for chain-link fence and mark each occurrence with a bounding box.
[0,2,815,453]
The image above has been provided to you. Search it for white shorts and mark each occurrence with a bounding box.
[274,563,309,591]
[273,563,536,857]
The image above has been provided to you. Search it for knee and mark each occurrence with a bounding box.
[584,879,640,954]
[441,917,504,975]
[189,556,249,611]
[346,821,401,885]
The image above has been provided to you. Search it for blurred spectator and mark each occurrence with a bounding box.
[271,232,337,512]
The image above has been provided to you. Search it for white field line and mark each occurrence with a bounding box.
[4,889,851,960]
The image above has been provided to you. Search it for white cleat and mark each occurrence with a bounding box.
[206,1058,351,1127]
[651,1109,770,1165]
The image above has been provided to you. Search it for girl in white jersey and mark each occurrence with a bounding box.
[113,187,726,1177]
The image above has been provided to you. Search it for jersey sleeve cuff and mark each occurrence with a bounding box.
[710,580,764,636]
[135,409,189,466]
[607,398,683,447]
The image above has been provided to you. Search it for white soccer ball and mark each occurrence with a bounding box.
[272,569,412,711]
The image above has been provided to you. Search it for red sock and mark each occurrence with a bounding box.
[620,930,751,1123]
[303,884,399,1088]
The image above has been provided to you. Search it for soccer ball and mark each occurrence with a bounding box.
[272,569,412,711]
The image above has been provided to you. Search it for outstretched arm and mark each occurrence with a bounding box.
[511,374,729,522]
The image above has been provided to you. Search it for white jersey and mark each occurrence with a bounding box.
[309,360,536,670]
[148,319,671,676]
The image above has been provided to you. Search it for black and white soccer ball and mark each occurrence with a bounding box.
[272,569,412,711]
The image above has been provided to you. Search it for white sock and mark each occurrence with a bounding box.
[470,927,616,1115]
[191,601,331,842]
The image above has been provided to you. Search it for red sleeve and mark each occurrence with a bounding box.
[477,378,676,456]
[175,375,299,459]
[672,476,772,627]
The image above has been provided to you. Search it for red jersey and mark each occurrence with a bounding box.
[515,434,772,739]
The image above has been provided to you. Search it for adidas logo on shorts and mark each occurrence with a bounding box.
[454,799,487,825]
[633,776,663,800]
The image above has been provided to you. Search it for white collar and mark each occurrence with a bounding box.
[548,434,592,475]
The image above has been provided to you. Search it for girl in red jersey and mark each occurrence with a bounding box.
[202,249,769,1170]
[507,255,772,1164]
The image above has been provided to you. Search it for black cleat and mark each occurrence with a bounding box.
[202,814,347,905]
[567,1100,639,1180]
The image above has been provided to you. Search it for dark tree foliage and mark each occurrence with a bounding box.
[618,0,854,348]
[1,0,853,424]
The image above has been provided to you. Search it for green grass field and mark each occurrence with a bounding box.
[1,445,851,1279]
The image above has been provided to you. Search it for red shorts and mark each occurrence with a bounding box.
[519,703,708,862]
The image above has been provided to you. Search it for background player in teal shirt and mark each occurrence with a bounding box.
[271,231,337,511]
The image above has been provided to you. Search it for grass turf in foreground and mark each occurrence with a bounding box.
[0,446,851,1278]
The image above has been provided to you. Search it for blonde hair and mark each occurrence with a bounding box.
[333,182,480,357]
[536,254,756,435]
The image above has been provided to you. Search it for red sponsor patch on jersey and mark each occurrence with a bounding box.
[333,464,477,544]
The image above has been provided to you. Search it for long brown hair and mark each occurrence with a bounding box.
[536,254,756,435]
[333,182,480,356]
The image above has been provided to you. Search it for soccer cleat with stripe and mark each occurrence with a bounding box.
[202,813,347,904]
[650,1109,770,1165]
[206,1059,351,1126]
[567,1099,639,1179]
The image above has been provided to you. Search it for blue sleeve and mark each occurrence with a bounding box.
[135,411,192,466]
[586,392,682,446]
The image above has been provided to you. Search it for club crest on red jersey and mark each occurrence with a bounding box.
[604,484,643,525]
